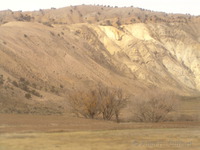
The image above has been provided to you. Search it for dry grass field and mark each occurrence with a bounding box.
[0,125,199,150]
[0,113,200,150]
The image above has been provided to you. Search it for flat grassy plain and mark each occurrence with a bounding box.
[0,114,200,150]
[0,127,199,150]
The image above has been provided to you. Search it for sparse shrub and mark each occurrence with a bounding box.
[31,89,42,97]
[10,78,42,97]
[3,21,8,24]
[32,83,37,88]
[19,78,30,87]
[12,81,18,87]
[24,34,28,38]
[75,30,81,35]
[49,86,59,94]
[116,19,121,26]
[19,77,25,82]
[131,18,136,23]
[79,13,83,17]
[7,77,11,82]
[20,84,29,92]
[106,20,111,26]
[60,84,64,88]
[43,22,53,27]
[25,93,31,99]
[131,90,178,122]
[50,86,55,92]
[50,31,55,36]
[19,14,31,21]
[0,75,4,85]
[177,114,198,121]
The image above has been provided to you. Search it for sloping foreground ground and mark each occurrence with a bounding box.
[0,114,200,150]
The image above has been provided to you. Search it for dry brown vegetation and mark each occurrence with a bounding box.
[69,89,100,119]
[69,84,128,122]
[69,85,185,123]
[131,90,179,122]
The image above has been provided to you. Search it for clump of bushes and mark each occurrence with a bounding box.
[69,84,128,122]
[12,77,42,98]
[130,90,179,122]
[69,85,180,123]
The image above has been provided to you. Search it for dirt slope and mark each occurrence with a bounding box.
[0,5,200,113]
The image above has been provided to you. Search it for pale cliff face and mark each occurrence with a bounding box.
[87,22,200,91]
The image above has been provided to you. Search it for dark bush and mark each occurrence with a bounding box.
[21,84,29,92]
[43,22,53,27]
[12,81,18,87]
[31,89,42,97]
[0,75,4,85]
[25,93,31,99]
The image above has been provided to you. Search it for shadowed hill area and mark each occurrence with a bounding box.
[0,5,200,114]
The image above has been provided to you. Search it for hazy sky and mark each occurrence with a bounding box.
[0,0,199,15]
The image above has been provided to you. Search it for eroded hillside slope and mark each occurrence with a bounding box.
[0,5,200,113]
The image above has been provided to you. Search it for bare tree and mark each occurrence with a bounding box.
[97,84,128,122]
[115,89,129,122]
[69,84,128,122]
[131,90,178,122]
[69,90,100,119]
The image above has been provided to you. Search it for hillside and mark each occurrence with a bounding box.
[0,5,200,114]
